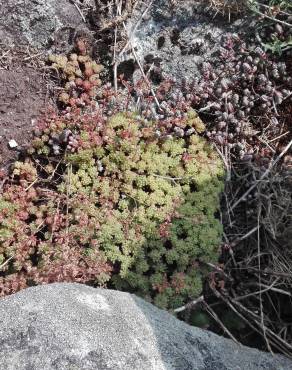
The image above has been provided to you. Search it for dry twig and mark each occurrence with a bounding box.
[230,140,292,211]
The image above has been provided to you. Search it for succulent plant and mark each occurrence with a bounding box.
[0,107,224,309]
[147,33,291,161]
[48,51,103,108]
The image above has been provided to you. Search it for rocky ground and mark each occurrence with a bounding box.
[0,0,291,362]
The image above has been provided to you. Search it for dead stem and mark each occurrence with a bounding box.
[203,301,241,344]
[173,296,204,313]
[257,205,273,353]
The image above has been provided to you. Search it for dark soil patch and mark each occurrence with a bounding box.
[0,66,48,169]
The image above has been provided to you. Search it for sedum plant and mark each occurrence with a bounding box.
[0,108,224,309]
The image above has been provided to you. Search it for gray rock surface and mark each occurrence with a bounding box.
[0,0,93,51]
[0,283,291,370]
[124,0,244,82]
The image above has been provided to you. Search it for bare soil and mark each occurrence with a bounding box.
[0,66,48,170]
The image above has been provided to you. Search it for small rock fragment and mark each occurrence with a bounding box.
[8,139,18,149]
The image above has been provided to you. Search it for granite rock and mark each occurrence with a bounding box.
[0,283,291,370]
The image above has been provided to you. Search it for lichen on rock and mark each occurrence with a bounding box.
[0,0,93,51]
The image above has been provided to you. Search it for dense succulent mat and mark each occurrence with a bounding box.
[0,102,224,309]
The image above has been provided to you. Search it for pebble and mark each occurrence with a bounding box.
[8,139,18,149]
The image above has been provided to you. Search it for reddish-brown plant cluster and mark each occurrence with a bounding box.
[0,178,112,296]
[48,39,104,108]
[147,34,291,162]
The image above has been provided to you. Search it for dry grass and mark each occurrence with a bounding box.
[205,0,248,19]
[207,151,292,356]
